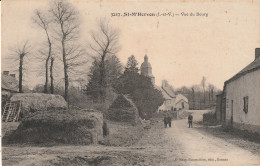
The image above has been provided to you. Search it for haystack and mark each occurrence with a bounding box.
[10,93,68,115]
[104,94,141,125]
[5,109,104,145]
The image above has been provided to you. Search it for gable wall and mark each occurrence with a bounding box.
[225,70,260,132]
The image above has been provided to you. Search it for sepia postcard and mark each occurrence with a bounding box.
[1,0,260,165]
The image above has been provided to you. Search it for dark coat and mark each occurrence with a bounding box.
[188,115,193,122]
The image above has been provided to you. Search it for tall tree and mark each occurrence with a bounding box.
[50,57,55,94]
[33,10,52,93]
[191,86,195,110]
[201,76,206,108]
[86,55,122,101]
[88,18,120,103]
[125,55,138,73]
[10,41,31,93]
[49,0,84,102]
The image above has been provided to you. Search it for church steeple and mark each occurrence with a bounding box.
[140,54,155,83]
[144,55,148,62]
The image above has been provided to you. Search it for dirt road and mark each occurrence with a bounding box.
[2,110,260,166]
[164,110,260,166]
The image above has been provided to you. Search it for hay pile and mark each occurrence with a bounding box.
[104,95,141,125]
[10,93,68,115]
[5,109,104,145]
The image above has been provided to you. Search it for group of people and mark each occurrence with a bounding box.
[163,114,193,128]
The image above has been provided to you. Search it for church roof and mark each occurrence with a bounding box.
[141,54,152,69]
[140,54,154,78]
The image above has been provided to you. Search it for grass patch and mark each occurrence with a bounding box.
[102,120,144,146]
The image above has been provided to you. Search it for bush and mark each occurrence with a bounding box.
[203,111,216,124]
[104,95,141,126]
[114,71,164,119]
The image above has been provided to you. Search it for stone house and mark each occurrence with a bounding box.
[220,48,260,133]
[157,84,189,112]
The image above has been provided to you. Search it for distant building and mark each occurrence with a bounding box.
[140,55,155,83]
[140,54,189,112]
[2,71,19,96]
[1,71,19,109]
[219,48,260,133]
[157,82,189,112]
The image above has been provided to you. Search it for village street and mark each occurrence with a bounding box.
[2,110,260,166]
[163,110,260,166]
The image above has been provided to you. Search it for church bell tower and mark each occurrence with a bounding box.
[140,54,155,83]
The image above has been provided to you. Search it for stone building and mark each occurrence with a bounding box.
[140,54,189,112]
[157,82,189,112]
[219,48,260,133]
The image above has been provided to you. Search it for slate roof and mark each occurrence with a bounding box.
[155,86,172,100]
[161,85,175,98]
[175,94,188,104]
[225,57,260,84]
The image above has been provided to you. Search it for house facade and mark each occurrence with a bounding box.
[157,86,189,112]
[222,48,260,133]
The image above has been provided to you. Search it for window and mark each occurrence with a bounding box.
[226,99,229,108]
[243,96,248,114]
[182,102,184,108]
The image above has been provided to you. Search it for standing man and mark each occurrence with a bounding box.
[164,115,168,128]
[188,114,193,128]
[167,115,172,127]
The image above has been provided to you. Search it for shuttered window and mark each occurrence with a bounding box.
[243,96,249,114]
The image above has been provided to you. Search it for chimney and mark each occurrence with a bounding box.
[3,71,9,75]
[10,74,16,78]
[256,48,260,60]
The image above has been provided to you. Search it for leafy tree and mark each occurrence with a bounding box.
[125,55,138,73]
[86,55,122,102]
[115,71,164,119]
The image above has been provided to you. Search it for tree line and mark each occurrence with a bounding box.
[7,0,164,119]
[175,76,221,110]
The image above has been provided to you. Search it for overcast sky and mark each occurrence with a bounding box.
[2,0,260,90]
